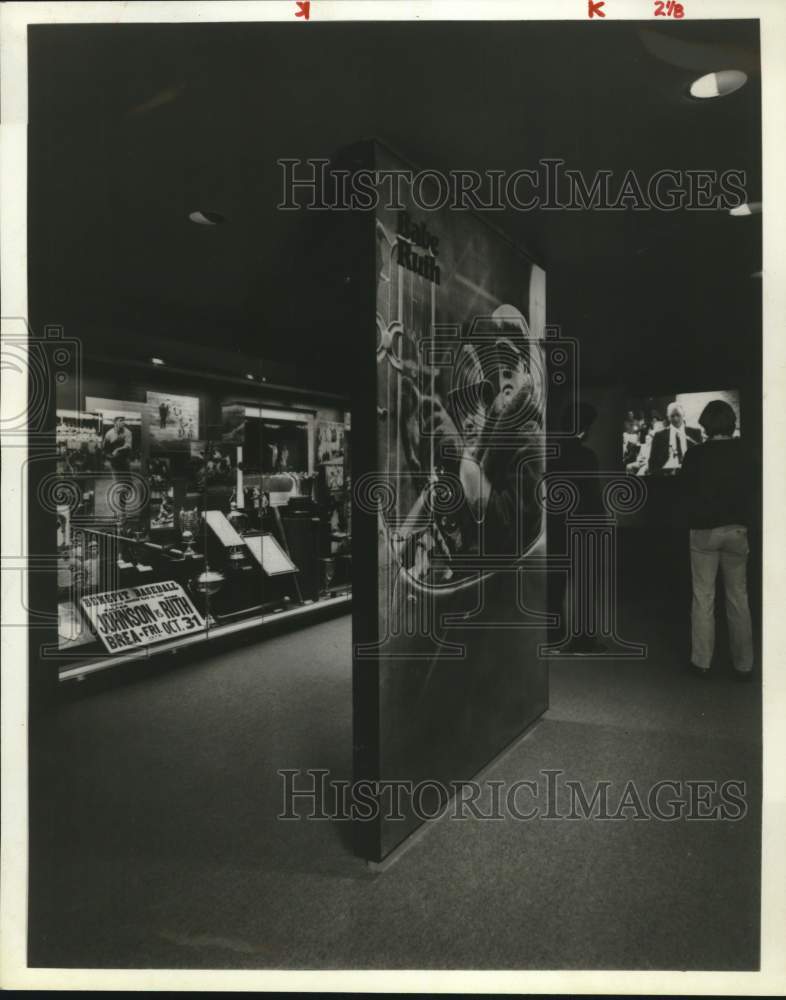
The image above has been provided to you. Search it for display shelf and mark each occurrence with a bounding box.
[58,591,352,683]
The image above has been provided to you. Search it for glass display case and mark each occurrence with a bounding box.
[53,376,351,678]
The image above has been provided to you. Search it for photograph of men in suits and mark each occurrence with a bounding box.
[647,402,702,475]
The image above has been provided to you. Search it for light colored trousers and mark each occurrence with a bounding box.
[689,525,753,672]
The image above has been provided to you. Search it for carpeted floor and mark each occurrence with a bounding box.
[28,600,761,970]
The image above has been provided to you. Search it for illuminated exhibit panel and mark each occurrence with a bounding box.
[622,388,741,477]
[53,367,351,676]
[351,141,549,862]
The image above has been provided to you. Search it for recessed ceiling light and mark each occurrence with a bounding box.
[150,356,165,366]
[729,202,762,217]
[689,70,747,99]
[245,373,255,380]
[188,210,226,226]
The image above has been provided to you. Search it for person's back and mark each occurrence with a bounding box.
[551,435,602,518]
[546,402,605,653]
[680,437,751,529]
[681,401,754,680]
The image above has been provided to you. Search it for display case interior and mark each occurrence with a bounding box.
[53,361,351,677]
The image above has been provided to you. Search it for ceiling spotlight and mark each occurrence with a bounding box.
[729,202,762,217]
[245,373,255,380]
[188,210,226,226]
[150,357,165,366]
[689,70,747,99]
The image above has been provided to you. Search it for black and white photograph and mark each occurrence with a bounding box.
[1,0,785,994]
[85,396,144,473]
[316,419,345,464]
[144,390,200,450]
[622,388,742,475]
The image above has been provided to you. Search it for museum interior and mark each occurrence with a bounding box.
[25,18,762,970]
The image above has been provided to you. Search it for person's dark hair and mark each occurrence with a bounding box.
[699,399,736,438]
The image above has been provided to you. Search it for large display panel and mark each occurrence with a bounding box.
[352,142,549,862]
[622,388,741,476]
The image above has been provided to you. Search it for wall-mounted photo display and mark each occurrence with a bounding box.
[204,442,237,486]
[145,391,200,451]
[85,397,143,472]
[56,410,102,474]
[185,441,208,493]
[147,455,172,490]
[316,420,345,464]
[220,404,247,444]
[323,461,344,493]
[260,418,309,475]
[623,389,741,477]
[149,485,176,530]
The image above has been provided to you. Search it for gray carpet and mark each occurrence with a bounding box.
[28,609,760,969]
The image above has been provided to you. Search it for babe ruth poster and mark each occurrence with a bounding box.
[354,140,549,861]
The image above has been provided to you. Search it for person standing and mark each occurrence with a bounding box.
[547,401,605,654]
[680,399,754,680]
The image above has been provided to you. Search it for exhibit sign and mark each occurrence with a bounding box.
[80,581,205,652]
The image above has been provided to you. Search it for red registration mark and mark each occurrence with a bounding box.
[654,0,685,17]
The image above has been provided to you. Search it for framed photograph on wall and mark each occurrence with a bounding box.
[234,406,313,476]
[56,410,102,474]
[204,442,237,486]
[316,420,345,464]
[85,397,143,472]
[144,391,200,451]
[323,461,344,493]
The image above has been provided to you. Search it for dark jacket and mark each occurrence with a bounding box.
[648,424,702,476]
[679,437,754,529]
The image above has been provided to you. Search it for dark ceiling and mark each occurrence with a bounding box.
[28,19,761,390]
